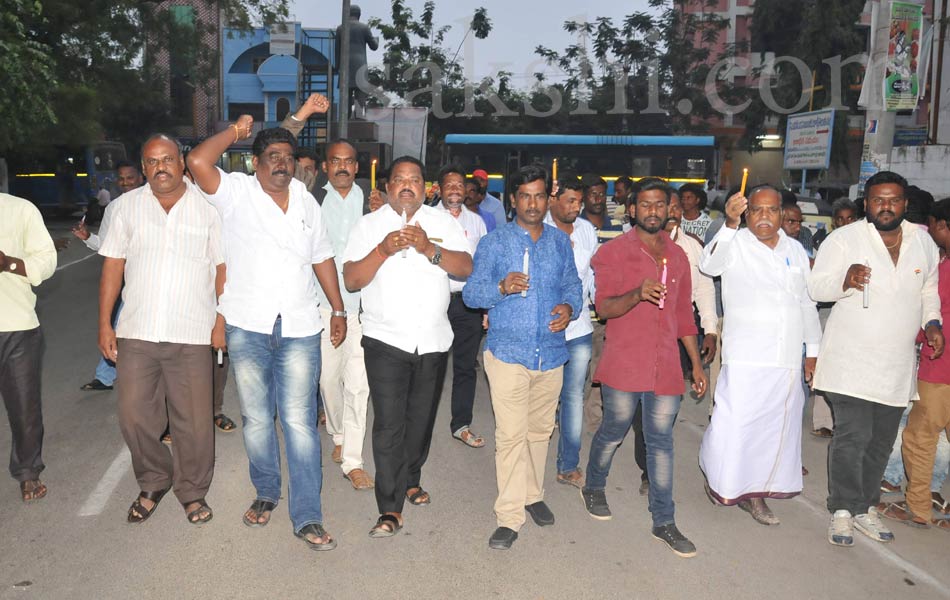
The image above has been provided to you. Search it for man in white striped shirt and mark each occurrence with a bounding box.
[98,134,224,526]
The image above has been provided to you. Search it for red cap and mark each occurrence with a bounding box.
[472,169,489,180]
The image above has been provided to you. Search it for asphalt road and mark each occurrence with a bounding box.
[1,223,948,600]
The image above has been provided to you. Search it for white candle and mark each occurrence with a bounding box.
[521,248,529,298]
[863,259,870,309]
[401,209,408,258]
[217,348,223,365]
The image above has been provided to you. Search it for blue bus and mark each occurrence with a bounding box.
[9,142,127,215]
[443,133,716,196]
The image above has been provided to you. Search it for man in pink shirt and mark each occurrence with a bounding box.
[580,181,707,558]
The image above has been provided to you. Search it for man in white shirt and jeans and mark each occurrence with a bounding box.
[434,165,488,449]
[99,134,224,526]
[188,111,347,551]
[343,156,472,538]
[809,171,945,547]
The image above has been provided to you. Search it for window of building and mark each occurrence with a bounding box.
[275,98,291,121]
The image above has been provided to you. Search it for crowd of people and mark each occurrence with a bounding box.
[2,93,949,558]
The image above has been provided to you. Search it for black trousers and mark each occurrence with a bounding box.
[825,391,904,515]
[0,327,45,482]
[447,293,483,434]
[362,336,448,514]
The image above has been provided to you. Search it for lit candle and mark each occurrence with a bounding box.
[740,168,749,197]
[658,257,668,309]
[521,247,529,298]
[371,158,377,190]
[401,208,408,258]
[863,259,870,308]
[217,348,223,366]
[552,158,558,182]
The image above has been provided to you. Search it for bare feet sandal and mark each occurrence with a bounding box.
[183,499,213,525]
[296,523,337,550]
[213,413,237,432]
[406,487,430,506]
[369,514,402,538]
[127,489,168,524]
[243,499,276,527]
[452,426,485,448]
[20,479,48,503]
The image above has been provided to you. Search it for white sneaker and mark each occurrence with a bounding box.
[828,510,854,547]
[854,508,895,543]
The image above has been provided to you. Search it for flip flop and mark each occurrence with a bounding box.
[296,523,337,550]
[368,514,402,538]
[452,426,485,448]
[242,499,276,527]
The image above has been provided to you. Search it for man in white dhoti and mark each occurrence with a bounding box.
[698,186,821,525]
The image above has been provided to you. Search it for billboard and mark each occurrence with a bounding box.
[784,109,836,170]
[884,2,924,111]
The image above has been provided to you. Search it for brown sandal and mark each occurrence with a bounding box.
[20,479,47,503]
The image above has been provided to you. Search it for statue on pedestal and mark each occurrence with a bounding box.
[336,5,378,119]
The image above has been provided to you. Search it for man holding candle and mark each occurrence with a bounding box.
[581,180,706,558]
[698,186,821,526]
[808,170,944,547]
[463,164,583,550]
[343,156,472,538]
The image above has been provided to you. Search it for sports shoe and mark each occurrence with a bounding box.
[580,488,612,520]
[854,508,895,543]
[651,524,697,558]
[828,510,854,547]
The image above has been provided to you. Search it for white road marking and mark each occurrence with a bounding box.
[78,447,132,517]
[678,418,950,598]
[55,252,98,272]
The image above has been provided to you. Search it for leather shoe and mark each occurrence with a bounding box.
[525,501,555,526]
[489,526,518,549]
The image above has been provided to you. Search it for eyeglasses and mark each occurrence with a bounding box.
[328,157,357,167]
[143,156,178,168]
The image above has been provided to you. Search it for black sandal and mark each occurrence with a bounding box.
[127,489,169,524]
[183,498,213,525]
[368,514,402,538]
[242,499,276,527]
[296,523,337,550]
[214,413,237,432]
[406,487,430,506]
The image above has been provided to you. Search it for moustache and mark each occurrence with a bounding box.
[399,190,416,198]
[335,170,350,177]
[154,171,169,178]
[272,169,290,176]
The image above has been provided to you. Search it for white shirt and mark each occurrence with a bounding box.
[97,188,111,207]
[808,219,941,407]
[343,203,470,353]
[99,182,223,345]
[83,192,128,252]
[202,167,334,338]
[316,182,363,314]
[434,202,486,293]
[701,226,821,369]
[670,226,718,336]
[544,213,597,340]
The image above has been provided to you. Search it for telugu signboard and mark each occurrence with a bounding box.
[884,2,924,111]
[784,109,836,170]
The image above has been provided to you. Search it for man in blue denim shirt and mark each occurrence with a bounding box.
[464,164,583,550]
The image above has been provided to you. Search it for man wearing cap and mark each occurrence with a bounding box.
[472,169,507,228]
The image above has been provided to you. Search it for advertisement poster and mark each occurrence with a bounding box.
[884,1,923,111]
[784,109,836,170]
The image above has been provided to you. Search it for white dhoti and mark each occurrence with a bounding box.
[700,363,804,504]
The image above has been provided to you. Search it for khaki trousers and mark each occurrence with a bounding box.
[319,307,370,474]
[903,380,950,519]
[116,339,214,503]
[484,350,563,531]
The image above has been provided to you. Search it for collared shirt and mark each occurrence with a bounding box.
[342,203,470,354]
[315,182,364,314]
[592,229,696,394]
[481,193,507,229]
[99,182,223,345]
[681,212,714,240]
[918,257,950,385]
[477,207,497,233]
[808,219,941,407]
[201,167,334,338]
[83,191,130,252]
[544,213,597,341]
[463,221,583,371]
[580,209,625,245]
[434,203,487,293]
[670,226,718,335]
[700,226,821,369]
[0,194,57,332]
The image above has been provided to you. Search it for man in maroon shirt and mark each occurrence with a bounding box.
[580,181,707,558]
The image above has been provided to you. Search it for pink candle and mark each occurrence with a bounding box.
[658,257,668,309]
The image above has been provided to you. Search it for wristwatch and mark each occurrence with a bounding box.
[331,310,347,318]
[429,245,443,266]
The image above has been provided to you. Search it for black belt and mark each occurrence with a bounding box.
[450,292,464,298]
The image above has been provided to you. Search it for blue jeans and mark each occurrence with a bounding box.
[226,318,324,533]
[883,405,950,491]
[94,300,123,385]
[557,334,592,474]
[586,385,681,527]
